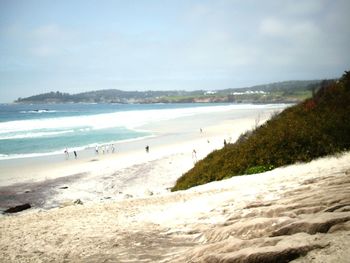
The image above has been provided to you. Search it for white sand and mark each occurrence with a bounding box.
[1,107,268,187]
[1,152,349,262]
[0,106,283,206]
[1,105,349,262]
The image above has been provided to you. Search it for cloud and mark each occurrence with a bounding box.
[30,45,58,57]
[25,24,77,57]
[282,0,326,15]
[259,18,286,37]
[32,24,72,41]
[259,17,321,41]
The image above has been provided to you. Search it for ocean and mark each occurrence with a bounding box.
[0,103,284,160]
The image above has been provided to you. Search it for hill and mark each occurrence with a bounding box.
[14,80,324,104]
[172,71,350,191]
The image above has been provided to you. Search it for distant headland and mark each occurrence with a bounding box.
[14,80,327,104]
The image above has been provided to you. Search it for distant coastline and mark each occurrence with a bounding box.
[14,79,325,104]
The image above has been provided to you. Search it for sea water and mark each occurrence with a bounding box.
[0,103,284,160]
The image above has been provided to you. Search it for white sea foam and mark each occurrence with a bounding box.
[20,109,58,114]
[0,104,286,135]
[0,150,66,160]
[0,145,92,160]
[0,104,288,160]
[0,134,155,160]
[0,130,74,140]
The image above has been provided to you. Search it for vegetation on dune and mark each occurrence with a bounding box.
[172,71,350,191]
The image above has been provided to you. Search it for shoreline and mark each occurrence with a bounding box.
[0,106,286,210]
[0,103,288,161]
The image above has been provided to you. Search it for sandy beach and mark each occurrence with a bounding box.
[0,105,282,208]
[1,105,349,262]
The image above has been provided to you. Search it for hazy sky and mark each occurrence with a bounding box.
[0,0,349,102]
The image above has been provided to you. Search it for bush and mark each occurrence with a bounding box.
[245,165,275,175]
[172,71,350,191]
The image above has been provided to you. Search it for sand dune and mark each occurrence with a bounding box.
[1,152,349,262]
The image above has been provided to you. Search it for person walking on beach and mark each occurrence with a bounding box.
[192,149,197,164]
[95,145,99,154]
[111,144,115,153]
[73,151,77,159]
[145,145,149,153]
[64,148,69,159]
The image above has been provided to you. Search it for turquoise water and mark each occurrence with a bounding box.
[0,103,237,159]
[0,103,287,159]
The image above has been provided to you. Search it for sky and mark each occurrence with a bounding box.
[0,0,349,102]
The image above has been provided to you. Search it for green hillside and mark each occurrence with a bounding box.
[14,80,324,104]
[172,71,350,191]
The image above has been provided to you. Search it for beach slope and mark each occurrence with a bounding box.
[1,152,349,262]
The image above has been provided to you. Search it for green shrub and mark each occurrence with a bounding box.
[245,165,275,175]
[172,71,350,191]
